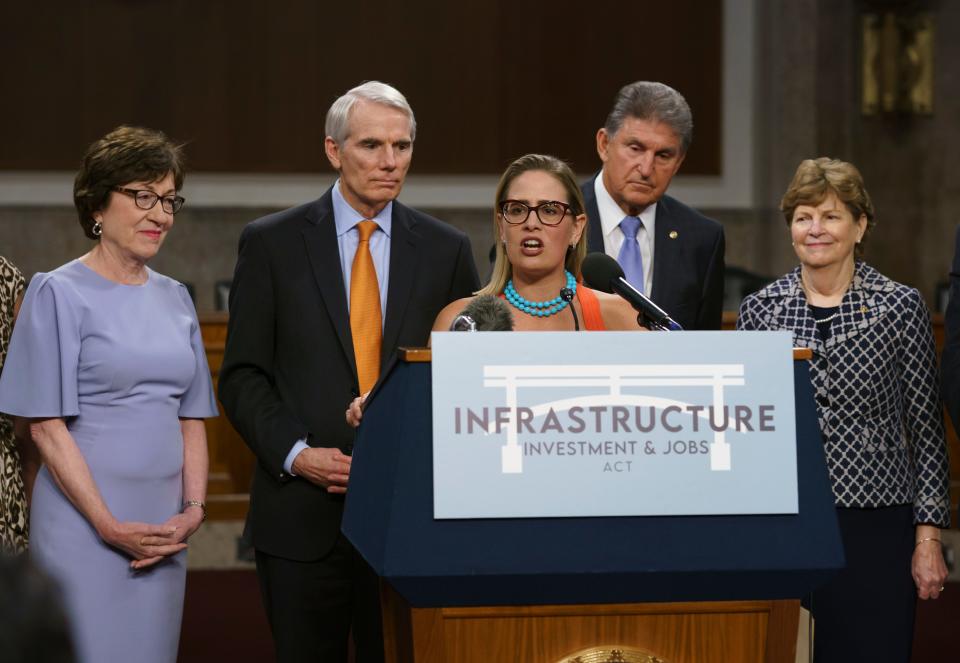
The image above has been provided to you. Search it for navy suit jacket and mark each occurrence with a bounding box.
[582,175,725,330]
[218,187,479,561]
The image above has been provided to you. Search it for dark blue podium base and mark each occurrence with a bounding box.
[343,359,843,608]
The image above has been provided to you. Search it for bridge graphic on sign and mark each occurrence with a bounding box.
[483,363,746,474]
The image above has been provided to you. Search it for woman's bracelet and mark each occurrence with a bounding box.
[915,537,941,548]
[183,500,207,522]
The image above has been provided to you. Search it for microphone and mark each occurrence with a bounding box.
[581,252,683,331]
[560,287,580,331]
[449,294,515,331]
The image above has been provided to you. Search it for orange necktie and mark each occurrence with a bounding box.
[350,220,382,394]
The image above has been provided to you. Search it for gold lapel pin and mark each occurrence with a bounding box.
[669,230,678,239]
[860,306,869,313]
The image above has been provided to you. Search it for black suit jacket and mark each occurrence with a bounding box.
[582,175,725,330]
[942,226,960,430]
[218,187,479,561]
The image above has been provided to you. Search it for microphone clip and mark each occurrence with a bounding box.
[639,313,668,331]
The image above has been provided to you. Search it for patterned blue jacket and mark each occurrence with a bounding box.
[737,261,950,526]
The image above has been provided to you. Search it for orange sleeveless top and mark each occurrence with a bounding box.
[576,286,606,331]
[498,286,606,330]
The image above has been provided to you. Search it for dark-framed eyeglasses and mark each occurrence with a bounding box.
[114,187,186,214]
[498,199,574,226]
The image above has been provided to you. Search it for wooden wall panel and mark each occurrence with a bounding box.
[381,591,800,663]
[0,1,722,175]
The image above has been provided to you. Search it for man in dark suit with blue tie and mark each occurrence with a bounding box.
[218,81,479,662]
[583,81,725,330]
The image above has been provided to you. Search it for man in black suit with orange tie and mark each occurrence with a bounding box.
[218,81,479,662]
[583,81,725,330]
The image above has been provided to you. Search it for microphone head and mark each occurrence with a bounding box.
[449,314,477,332]
[581,252,624,294]
[458,294,514,331]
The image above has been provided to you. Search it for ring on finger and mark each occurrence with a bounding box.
[940,585,946,592]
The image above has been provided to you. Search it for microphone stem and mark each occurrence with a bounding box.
[561,287,579,331]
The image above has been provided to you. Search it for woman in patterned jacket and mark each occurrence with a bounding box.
[0,255,30,553]
[737,158,949,662]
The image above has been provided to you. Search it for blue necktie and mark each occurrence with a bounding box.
[618,215,645,293]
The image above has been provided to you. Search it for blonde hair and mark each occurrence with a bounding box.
[781,157,875,258]
[478,154,588,296]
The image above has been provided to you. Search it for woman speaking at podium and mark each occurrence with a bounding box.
[346,154,644,427]
[737,158,949,662]
[433,153,643,333]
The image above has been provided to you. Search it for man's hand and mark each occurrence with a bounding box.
[345,393,367,428]
[291,447,352,494]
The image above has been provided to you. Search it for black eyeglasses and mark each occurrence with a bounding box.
[498,200,574,226]
[114,187,186,214]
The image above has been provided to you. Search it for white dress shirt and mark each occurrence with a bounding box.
[593,174,656,294]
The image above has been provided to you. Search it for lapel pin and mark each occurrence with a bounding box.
[860,306,869,313]
[669,230,678,239]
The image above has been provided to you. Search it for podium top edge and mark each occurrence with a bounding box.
[399,346,812,362]
[399,347,432,362]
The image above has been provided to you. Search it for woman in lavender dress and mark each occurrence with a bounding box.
[0,126,218,663]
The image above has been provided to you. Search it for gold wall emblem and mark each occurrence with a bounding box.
[558,646,668,663]
[862,12,934,115]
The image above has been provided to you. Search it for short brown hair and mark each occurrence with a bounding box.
[780,158,875,258]
[479,154,587,297]
[73,126,185,240]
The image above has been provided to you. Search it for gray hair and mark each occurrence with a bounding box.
[324,81,416,145]
[603,81,693,154]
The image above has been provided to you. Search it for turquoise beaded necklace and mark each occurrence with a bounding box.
[504,271,577,317]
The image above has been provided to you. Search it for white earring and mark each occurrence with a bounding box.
[92,220,103,237]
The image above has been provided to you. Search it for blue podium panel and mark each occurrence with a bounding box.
[342,359,843,608]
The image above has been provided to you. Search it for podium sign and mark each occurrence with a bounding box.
[431,331,797,519]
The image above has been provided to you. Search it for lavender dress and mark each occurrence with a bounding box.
[0,260,218,663]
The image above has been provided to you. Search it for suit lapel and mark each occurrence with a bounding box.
[783,292,822,353]
[381,202,418,365]
[650,197,677,306]
[582,174,605,253]
[768,271,822,353]
[302,192,356,375]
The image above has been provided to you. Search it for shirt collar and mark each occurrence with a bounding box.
[594,172,657,237]
[332,179,393,238]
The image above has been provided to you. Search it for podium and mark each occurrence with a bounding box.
[342,349,843,662]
